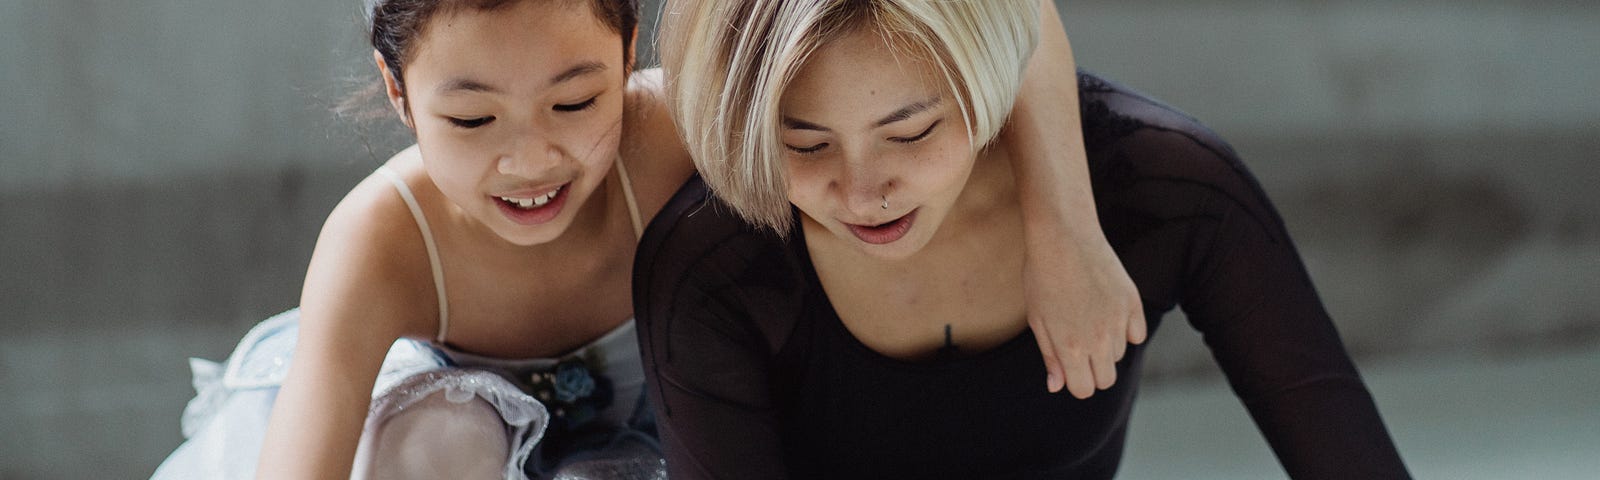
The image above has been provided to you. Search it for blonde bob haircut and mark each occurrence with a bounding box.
[660,0,1039,235]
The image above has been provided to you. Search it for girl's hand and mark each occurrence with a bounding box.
[1010,0,1146,398]
[1024,227,1146,398]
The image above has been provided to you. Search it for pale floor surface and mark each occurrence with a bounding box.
[1120,346,1600,479]
[3,331,1595,479]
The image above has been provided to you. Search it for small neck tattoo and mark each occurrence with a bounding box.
[936,324,959,359]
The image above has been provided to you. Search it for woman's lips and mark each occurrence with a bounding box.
[844,209,917,245]
[493,183,569,225]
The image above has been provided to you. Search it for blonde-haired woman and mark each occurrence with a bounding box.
[635,0,1411,478]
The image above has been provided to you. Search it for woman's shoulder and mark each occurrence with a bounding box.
[635,175,808,307]
[637,176,790,282]
[633,175,810,356]
[1076,70,1280,221]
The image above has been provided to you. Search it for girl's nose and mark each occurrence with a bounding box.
[497,138,564,178]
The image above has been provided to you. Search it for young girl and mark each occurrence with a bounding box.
[637,0,1411,478]
[152,0,1137,478]
[157,1,675,478]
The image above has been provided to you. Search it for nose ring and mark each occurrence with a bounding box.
[882,195,889,210]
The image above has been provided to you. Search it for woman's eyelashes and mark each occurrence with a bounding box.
[786,142,828,154]
[784,118,942,153]
[890,119,941,144]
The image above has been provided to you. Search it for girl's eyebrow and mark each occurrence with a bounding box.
[548,61,607,86]
[434,61,608,96]
[437,78,501,95]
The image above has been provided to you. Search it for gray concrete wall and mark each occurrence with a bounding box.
[1055,1,1600,377]
[2,0,1596,478]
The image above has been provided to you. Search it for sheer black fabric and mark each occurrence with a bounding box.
[632,71,1410,480]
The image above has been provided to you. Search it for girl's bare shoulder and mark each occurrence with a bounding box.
[622,68,678,156]
[299,145,438,340]
[623,68,698,221]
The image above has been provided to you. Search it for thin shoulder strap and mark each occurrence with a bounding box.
[615,156,645,240]
[375,166,451,344]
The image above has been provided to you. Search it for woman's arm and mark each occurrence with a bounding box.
[255,175,431,480]
[636,296,788,480]
[1005,0,1146,398]
[632,207,791,479]
[1176,154,1410,478]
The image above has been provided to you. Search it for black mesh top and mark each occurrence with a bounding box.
[631,71,1410,480]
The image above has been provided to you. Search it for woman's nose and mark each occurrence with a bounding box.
[836,158,893,217]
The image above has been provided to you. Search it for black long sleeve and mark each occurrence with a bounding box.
[633,71,1410,479]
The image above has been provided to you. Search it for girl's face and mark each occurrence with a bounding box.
[389,1,626,246]
[781,28,976,260]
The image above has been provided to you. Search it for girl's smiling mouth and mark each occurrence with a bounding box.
[493,183,569,225]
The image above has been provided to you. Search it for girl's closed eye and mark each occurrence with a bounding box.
[553,95,599,112]
[447,116,495,129]
[889,118,941,144]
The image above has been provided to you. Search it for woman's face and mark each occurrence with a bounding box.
[393,1,626,246]
[781,28,976,260]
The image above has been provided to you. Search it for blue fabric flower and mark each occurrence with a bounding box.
[553,362,596,403]
[524,356,614,436]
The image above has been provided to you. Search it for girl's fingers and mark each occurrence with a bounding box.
[1091,350,1118,391]
[1112,318,1129,362]
[1061,344,1096,400]
[1029,317,1066,393]
[1127,302,1149,345]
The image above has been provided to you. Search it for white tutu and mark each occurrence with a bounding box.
[151,309,662,480]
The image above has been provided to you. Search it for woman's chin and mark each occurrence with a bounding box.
[840,229,932,261]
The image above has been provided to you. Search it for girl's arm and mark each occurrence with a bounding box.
[255,173,431,479]
[1005,0,1147,398]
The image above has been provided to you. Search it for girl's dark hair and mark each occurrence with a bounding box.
[365,0,639,112]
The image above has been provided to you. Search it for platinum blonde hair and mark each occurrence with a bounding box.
[660,0,1039,235]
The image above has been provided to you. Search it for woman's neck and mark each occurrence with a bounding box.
[803,145,1030,360]
[806,144,1024,273]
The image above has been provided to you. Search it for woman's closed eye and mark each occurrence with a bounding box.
[553,96,599,112]
[448,116,495,129]
[889,119,941,144]
[785,142,828,154]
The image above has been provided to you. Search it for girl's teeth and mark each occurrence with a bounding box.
[501,186,562,210]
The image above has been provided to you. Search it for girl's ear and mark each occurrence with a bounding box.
[374,50,413,128]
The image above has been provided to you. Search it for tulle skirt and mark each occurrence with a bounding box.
[151,310,663,480]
